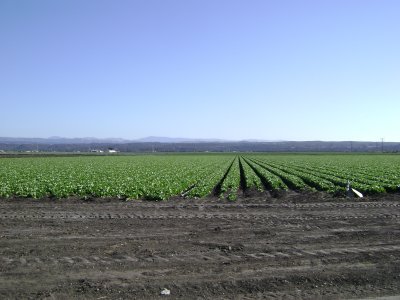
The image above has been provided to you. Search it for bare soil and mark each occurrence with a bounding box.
[1,192,400,299]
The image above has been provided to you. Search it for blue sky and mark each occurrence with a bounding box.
[1,0,399,141]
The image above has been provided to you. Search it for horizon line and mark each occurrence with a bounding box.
[0,136,398,143]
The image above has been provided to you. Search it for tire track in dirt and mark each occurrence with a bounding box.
[1,211,400,221]
[2,244,400,267]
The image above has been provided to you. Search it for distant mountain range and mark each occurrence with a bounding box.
[0,136,280,144]
[1,136,399,152]
[135,136,229,143]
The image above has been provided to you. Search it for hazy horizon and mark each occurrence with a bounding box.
[0,135,398,143]
[1,1,399,142]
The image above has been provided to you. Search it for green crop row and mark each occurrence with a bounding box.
[220,157,241,200]
[243,158,287,191]
[239,158,263,192]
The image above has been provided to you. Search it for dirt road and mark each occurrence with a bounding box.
[1,193,400,299]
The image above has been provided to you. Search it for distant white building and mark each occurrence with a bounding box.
[90,149,104,153]
[108,149,118,153]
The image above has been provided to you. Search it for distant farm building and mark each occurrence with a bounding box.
[90,149,104,153]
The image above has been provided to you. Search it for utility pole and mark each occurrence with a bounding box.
[350,141,353,153]
[381,138,384,153]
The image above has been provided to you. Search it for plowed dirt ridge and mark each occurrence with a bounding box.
[1,194,400,299]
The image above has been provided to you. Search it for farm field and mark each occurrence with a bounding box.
[1,153,400,200]
[1,153,400,299]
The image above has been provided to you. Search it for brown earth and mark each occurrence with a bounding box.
[1,192,400,299]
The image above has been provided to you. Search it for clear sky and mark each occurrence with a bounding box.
[1,0,399,141]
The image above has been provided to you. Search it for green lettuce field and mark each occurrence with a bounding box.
[1,154,400,200]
